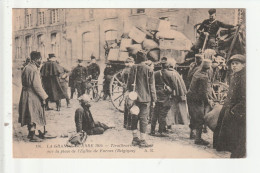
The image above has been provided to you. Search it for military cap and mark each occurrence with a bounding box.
[201,59,212,69]
[208,9,216,15]
[30,51,41,61]
[48,53,56,59]
[77,59,83,63]
[91,55,96,60]
[227,54,246,65]
[160,57,168,64]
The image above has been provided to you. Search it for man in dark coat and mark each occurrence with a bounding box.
[87,56,100,80]
[19,51,48,142]
[187,59,214,145]
[191,9,235,53]
[213,54,246,158]
[40,54,66,111]
[127,50,157,148]
[103,63,114,100]
[71,59,89,98]
[75,94,110,135]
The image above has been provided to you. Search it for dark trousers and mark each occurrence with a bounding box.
[152,102,171,133]
[75,82,87,98]
[124,105,132,127]
[131,102,150,133]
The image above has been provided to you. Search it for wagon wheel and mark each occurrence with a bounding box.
[110,70,127,112]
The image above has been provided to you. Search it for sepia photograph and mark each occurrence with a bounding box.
[12,8,246,158]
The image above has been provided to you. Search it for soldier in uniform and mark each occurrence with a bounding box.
[103,63,114,100]
[88,55,100,80]
[187,59,214,146]
[71,59,89,98]
[191,9,235,53]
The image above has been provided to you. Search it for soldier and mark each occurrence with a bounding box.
[122,57,135,129]
[186,54,204,89]
[191,9,235,53]
[187,59,214,145]
[40,54,67,111]
[103,63,114,100]
[88,55,100,80]
[18,51,48,142]
[71,59,89,98]
[127,50,157,148]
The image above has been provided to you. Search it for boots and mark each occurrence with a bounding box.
[29,130,43,142]
[45,101,53,111]
[66,99,71,108]
[190,129,196,139]
[56,100,61,111]
[149,125,156,136]
[194,128,209,146]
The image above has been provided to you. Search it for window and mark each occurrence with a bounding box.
[82,32,95,60]
[25,9,32,28]
[89,9,94,19]
[15,37,22,59]
[38,10,45,25]
[25,35,32,58]
[51,33,57,53]
[105,30,117,42]
[37,34,46,60]
[50,9,59,24]
[131,9,145,15]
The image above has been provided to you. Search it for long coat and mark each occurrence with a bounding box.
[213,68,246,158]
[18,63,48,126]
[187,69,211,130]
[127,62,157,103]
[40,61,66,101]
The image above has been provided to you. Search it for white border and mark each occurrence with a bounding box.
[2,0,260,173]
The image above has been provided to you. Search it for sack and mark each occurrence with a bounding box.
[204,103,223,131]
[66,131,87,147]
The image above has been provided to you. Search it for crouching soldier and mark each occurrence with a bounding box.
[75,94,111,135]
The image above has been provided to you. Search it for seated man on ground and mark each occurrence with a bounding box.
[75,94,111,135]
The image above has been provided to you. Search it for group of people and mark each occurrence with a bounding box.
[18,51,101,142]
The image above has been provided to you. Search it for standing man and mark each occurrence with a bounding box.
[103,63,114,100]
[187,59,214,145]
[87,55,100,80]
[191,9,235,53]
[71,59,89,98]
[186,54,204,89]
[213,54,246,158]
[19,51,48,142]
[40,54,66,111]
[127,50,157,148]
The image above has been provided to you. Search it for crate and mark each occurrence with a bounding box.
[107,48,119,61]
[120,39,132,51]
[129,27,146,43]
[118,52,130,62]
[146,17,171,31]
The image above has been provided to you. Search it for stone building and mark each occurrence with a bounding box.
[13,8,243,68]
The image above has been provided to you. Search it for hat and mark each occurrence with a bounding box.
[48,53,56,59]
[30,51,41,61]
[77,59,83,63]
[160,57,168,64]
[125,57,134,63]
[91,55,96,60]
[78,94,91,104]
[202,59,212,69]
[208,9,216,15]
[227,54,246,65]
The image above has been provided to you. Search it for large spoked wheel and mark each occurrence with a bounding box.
[110,70,127,112]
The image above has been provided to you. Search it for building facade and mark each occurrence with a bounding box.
[13,8,242,68]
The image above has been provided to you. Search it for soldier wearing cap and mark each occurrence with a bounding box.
[122,57,135,129]
[213,54,246,158]
[191,9,235,53]
[187,59,214,145]
[70,59,89,98]
[127,50,157,147]
[87,55,100,80]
